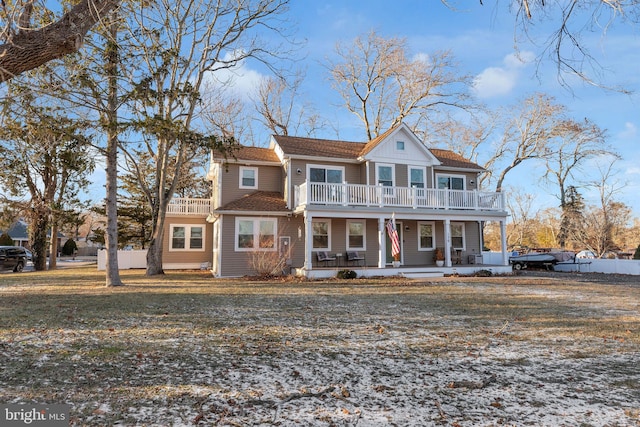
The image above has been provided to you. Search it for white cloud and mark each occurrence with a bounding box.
[473,51,534,99]
[626,164,640,175]
[412,52,430,64]
[203,51,267,101]
[618,122,637,140]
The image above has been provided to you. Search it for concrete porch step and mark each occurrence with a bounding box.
[401,271,445,279]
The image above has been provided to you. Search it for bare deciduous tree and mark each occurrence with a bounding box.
[505,187,539,249]
[542,118,609,208]
[253,71,326,138]
[508,0,639,91]
[123,0,291,276]
[484,93,564,193]
[328,30,472,140]
[582,155,627,254]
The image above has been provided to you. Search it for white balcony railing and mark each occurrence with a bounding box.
[167,197,211,215]
[295,182,504,211]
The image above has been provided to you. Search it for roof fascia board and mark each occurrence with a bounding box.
[212,158,282,167]
[286,154,361,164]
[215,210,291,216]
[435,165,485,173]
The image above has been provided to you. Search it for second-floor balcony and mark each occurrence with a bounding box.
[295,182,505,212]
[167,197,211,215]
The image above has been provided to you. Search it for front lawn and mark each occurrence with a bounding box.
[1,268,638,426]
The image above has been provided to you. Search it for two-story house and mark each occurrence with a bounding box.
[163,123,511,278]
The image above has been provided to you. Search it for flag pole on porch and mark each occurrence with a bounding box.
[386,213,401,262]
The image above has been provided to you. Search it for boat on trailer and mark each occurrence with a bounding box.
[509,251,575,271]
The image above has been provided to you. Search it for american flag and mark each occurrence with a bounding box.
[386,219,400,258]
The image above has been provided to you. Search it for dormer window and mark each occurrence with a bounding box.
[239,166,258,189]
[396,141,405,151]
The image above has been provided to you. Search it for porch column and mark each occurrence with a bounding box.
[500,219,508,265]
[304,212,313,270]
[444,219,452,267]
[378,217,386,268]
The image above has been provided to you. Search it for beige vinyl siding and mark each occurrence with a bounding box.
[395,164,408,188]
[308,218,376,267]
[162,218,212,266]
[374,220,481,267]
[219,164,283,207]
[219,215,305,277]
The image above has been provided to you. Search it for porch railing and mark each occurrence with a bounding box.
[167,197,211,215]
[295,182,504,211]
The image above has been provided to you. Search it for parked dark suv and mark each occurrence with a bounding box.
[0,246,27,272]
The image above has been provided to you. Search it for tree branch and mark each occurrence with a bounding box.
[0,0,119,83]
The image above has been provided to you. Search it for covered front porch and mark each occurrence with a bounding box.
[291,259,513,279]
[296,210,510,276]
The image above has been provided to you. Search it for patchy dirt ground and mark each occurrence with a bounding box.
[0,270,638,426]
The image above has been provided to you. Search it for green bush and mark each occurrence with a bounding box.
[337,269,357,279]
[634,245,640,260]
[0,233,14,246]
[62,239,78,256]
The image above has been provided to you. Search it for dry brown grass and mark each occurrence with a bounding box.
[1,268,638,426]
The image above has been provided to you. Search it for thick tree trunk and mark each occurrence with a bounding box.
[49,223,58,270]
[0,0,119,83]
[29,205,48,271]
[146,214,166,276]
[104,15,123,287]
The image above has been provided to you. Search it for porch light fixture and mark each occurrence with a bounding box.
[296,168,302,175]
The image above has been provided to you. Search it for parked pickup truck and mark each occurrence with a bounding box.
[0,246,28,272]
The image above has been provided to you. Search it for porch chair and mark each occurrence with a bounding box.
[316,251,336,267]
[347,251,365,266]
[451,247,462,264]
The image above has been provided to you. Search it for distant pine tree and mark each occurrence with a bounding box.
[62,239,77,256]
[0,233,14,245]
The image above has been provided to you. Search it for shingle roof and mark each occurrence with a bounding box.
[429,149,485,170]
[274,134,483,171]
[219,128,483,171]
[359,124,399,157]
[272,135,364,159]
[216,191,288,212]
[215,145,280,163]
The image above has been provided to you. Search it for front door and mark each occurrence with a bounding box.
[385,221,403,265]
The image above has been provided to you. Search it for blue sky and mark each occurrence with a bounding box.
[74,2,638,219]
[217,1,640,218]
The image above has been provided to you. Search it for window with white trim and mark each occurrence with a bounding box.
[239,166,258,189]
[377,164,394,187]
[308,165,343,183]
[347,220,366,250]
[396,141,405,151]
[451,222,465,250]
[418,221,435,250]
[170,225,205,251]
[312,219,331,250]
[235,218,277,251]
[409,167,425,189]
[437,174,465,190]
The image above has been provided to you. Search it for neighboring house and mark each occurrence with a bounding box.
[0,219,67,252]
[1,220,29,247]
[163,123,511,277]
